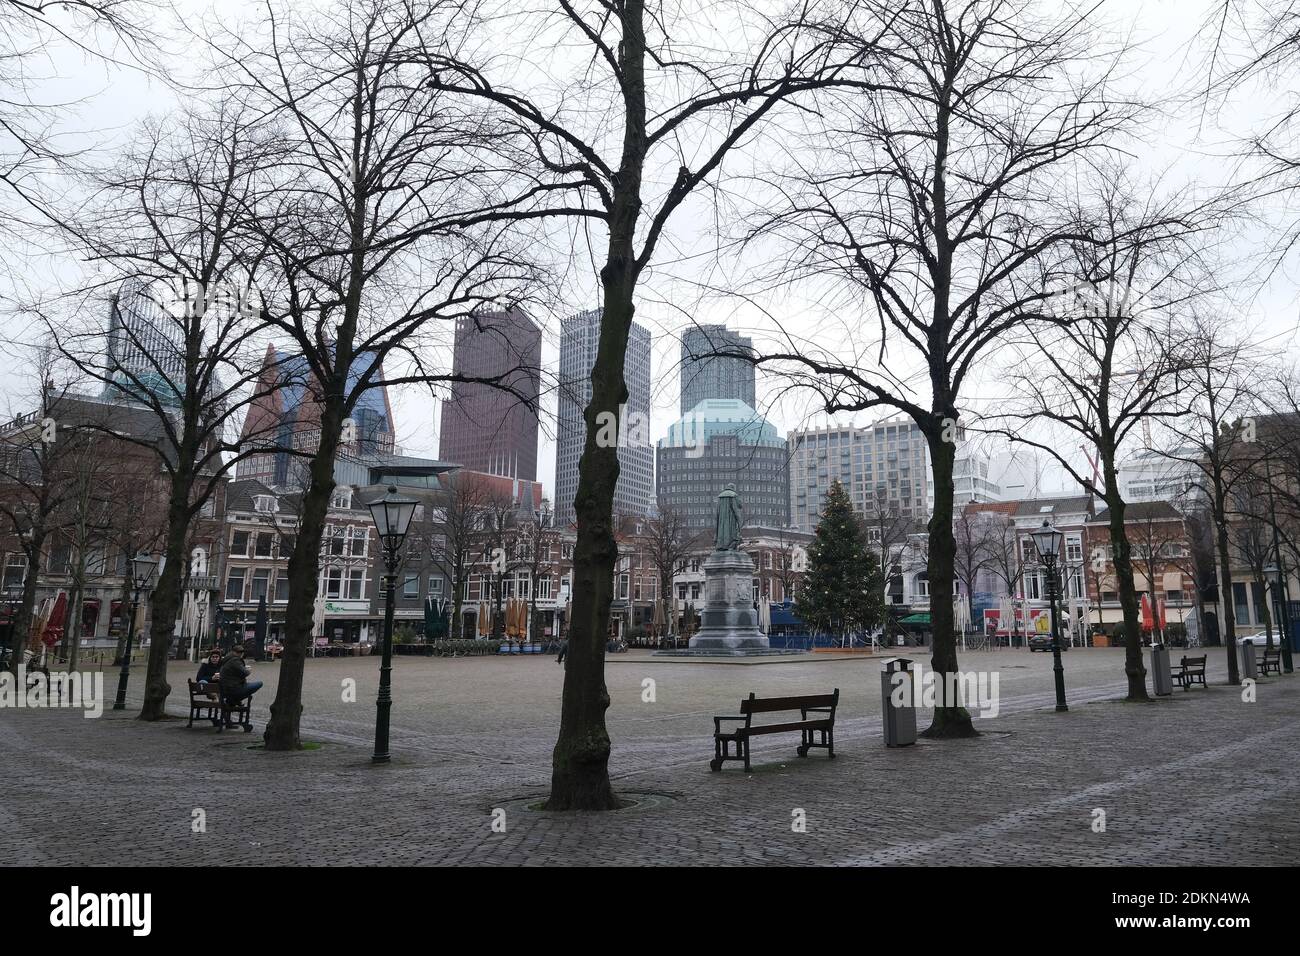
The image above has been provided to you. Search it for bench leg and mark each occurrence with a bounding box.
[827,727,835,759]
[743,736,751,774]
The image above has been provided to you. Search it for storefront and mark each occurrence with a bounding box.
[322,599,375,644]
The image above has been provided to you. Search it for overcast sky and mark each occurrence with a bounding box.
[3,0,1298,500]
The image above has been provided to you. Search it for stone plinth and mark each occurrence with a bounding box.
[688,549,769,650]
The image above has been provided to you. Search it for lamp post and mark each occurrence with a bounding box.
[113,552,158,711]
[366,485,418,763]
[193,596,208,662]
[1031,519,1069,712]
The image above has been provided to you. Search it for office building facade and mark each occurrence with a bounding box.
[656,399,789,533]
[554,308,653,526]
[679,324,756,414]
[438,308,542,480]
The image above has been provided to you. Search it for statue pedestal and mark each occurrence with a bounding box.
[689,549,769,650]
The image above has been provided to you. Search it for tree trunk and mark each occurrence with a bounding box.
[112,577,132,667]
[544,280,627,808]
[1104,494,1148,701]
[1214,510,1241,684]
[544,0,647,811]
[921,430,977,738]
[8,533,44,676]
[264,414,342,750]
[139,476,193,720]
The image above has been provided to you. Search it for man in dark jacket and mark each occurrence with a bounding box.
[219,645,263,703]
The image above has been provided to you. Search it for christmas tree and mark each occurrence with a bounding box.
[796,480,884,643]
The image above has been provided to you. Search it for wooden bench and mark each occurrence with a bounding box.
[187,679,253,731]
[187,679,221,728]
[1260,645,1283,676]
[1172,655,1207,691]
[711,689,839,773]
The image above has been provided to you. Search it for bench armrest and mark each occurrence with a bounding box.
[713,715,747,733]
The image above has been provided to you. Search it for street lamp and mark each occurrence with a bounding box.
[113,552,159,711]
[366,484,418,763]
[1031,519,1069,713]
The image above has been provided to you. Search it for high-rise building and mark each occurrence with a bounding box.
[237,345,396,488]
[679,325,756,414]
[103,276,187,406]
[656,398,789,532]
[438,309,542,480]
[554,308,653,526]
[787,415,1004,532]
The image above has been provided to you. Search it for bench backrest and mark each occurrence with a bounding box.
[1261,645,1281,657]
[741,689,839,715]
[1181,656,1206,669]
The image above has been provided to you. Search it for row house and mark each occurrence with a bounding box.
[1085,501,1197,637]
[1,392,226,655]
[218,480,380,646]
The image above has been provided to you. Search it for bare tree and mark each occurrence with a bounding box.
[37,100,284,719]
[642,502,700,638]
[423,471,488,640]
[197,0,544,751]
[953,505,995,639]
[987,163,1218,699]
[986,515,1026,646]
[736,1,1138,732]
[422,0,884,805]
[1162,318,1264,684]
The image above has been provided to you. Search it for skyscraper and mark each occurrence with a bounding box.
[679,324,756,414]
[237,345,396,488]
[438,309,542,480]
[554,308,653,526]
[103,276,186,406]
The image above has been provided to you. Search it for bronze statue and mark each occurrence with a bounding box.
[715,484,742,551]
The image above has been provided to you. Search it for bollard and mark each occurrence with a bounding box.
[881,657,917,747]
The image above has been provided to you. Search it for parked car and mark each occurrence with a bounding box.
[1236,632,1279,647]
[1028,632,1069,652]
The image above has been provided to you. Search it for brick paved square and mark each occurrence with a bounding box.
[1,648,1296,865]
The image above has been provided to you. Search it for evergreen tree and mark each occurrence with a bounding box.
[797,481,884,642]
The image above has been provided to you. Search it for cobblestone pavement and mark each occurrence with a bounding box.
[0,648,1296,865]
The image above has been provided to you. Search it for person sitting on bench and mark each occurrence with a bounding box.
[195,650,223,697]
[218,644,262,723]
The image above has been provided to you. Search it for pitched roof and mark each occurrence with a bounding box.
[1091,500,1183,524]
[1013,496,1093,517]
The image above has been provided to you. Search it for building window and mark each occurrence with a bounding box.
[1065,535,1083,563]
[274,571,289,603]
[255,533,273,558]
[403,573,419,598]
[225,568,245,601]
[250,568,271,601]
[349,528,367,557]
[325,568,343,599]
[347,569,365,600]
[231,530,249,557]
[427,576,444,598]
[2,554,26,590]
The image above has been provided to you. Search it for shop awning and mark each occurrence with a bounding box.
[898,612,931,626]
